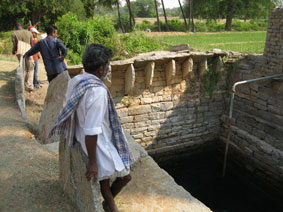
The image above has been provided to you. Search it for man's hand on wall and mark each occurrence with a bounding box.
[86,161,98,182]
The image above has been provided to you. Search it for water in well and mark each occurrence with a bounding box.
[157,147,283,212]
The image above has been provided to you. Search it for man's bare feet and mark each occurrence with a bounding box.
[102,201,119,212]
[102,201,111,212]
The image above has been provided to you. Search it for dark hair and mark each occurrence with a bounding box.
[15,22,22,30]
[45,24,57,35]
[82,44,113,74]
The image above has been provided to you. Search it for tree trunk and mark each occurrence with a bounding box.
[125,0,132,30]
[154,0,161,32]
[188,0,192,31]
[225,15,232,31]
[225,0,233,31]
[30,11,46,26]
[116,0,125,33]
[190,0,195,32]
[126,0,135,30]
[160,0,169,31]
[178,0,188,31]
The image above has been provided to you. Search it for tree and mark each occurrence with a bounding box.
[187,0,195,32]
[160,0,169,31]
[81,0,116,18]
[125,0,135,30]
[219,0,275,31]
[131,0,157,17]
[272,0,283,7]
[154,0,161,32]
[0,0,69,30]
[178,0,188,31]
[184,0,276,31]
[116,0,125,32]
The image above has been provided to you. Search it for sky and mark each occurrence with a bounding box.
[121,0,183,9]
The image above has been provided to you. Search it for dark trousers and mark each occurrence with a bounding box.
[47,73,59,83]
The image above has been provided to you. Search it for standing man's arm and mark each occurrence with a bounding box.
[23,41,41,58]
[85,135,98,182]
[57,39,67,61]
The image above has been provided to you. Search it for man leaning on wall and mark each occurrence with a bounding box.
[12,22,35,92]
[49,44,134,212]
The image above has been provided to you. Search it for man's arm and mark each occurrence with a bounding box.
[85,135,98,182]
[57,39,67,61]
[23,41,41,58]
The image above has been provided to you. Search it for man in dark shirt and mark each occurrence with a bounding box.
[24,25,67,83]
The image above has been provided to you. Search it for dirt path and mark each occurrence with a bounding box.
[0,56,76,212]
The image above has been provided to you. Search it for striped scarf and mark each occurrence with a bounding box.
[48,75,133,170]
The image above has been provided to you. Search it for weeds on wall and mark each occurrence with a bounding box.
[201,57,222,98]
[120,97,133,107]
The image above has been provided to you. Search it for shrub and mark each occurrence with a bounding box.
[136,20,155,32]
[119,31,164,57]
[55,13,165,64]
[112,14,132,32]
[56,13,120,64]
[194,22,207,32]
[168,19,186,32]
[0,31,13,54]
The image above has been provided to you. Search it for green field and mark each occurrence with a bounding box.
[159,31,267,54]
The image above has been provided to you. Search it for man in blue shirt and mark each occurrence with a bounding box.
[24,25,67,83]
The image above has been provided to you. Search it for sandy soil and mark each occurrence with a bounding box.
[0,55,77,212]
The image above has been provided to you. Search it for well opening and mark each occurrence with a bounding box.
[155,142,283,212]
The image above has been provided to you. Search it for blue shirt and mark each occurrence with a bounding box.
[24,35,67,76]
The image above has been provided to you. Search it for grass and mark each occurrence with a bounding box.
[159,31,267,54]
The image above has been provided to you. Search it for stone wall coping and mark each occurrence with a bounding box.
[66,49,227,72]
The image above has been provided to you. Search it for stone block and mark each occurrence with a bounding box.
[117,108,128,117]
[144,131,157,137]
[134,114,149,122]
[182,57,194,80]
[120,116,134,124]
[132,133,144,139]
[133,127,148,133]
[128,105,151,115]
[199,58,207,78]
[125,64,135,95]
[169,44,190,52]
[160,102,174,111]
[59,138,103,212]
[165,60,176,85]
[144,61,155,89]
[149,112,166,120]
[151,103,161,112]
[134,121,148,128]
[140,98,153,104]
[148,124,161,131]
[115,157,212,212]
[15,63,26,118]
[39,71,70,144]
[215,56,223,73]
[254,103,267,111]
[122,123,135,129]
